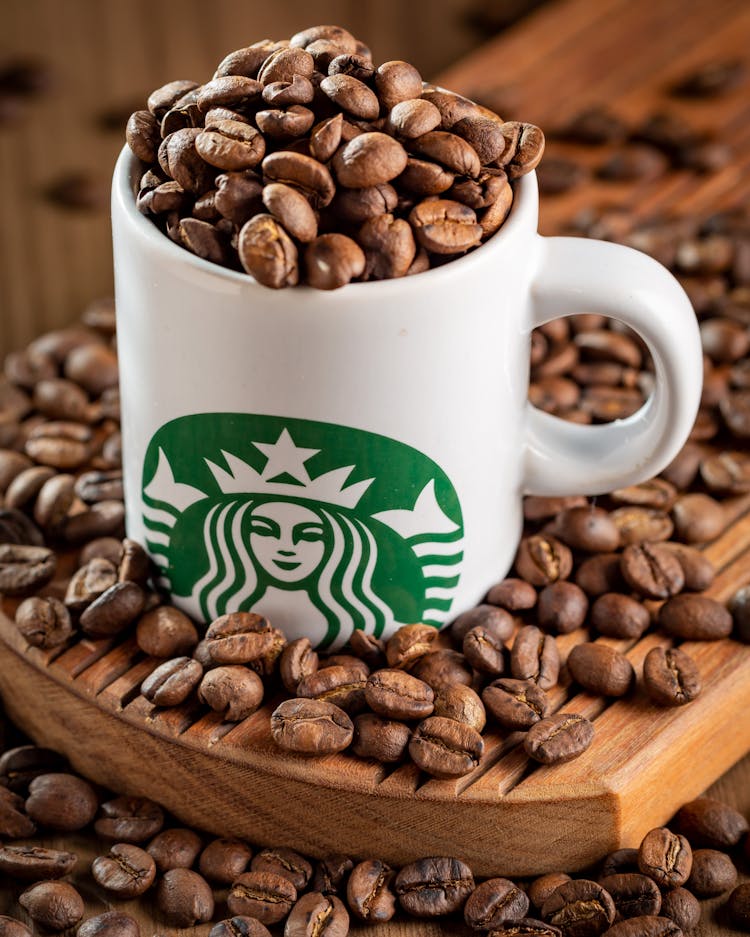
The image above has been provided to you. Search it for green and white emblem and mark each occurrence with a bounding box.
[142,414,464,648]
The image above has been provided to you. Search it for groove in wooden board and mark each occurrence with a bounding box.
[73,637,145,696]
[96,657,161,711]
[138,697,207,738]
[47,637,118,680]
[180,709,238,747]
[699,547,750,604]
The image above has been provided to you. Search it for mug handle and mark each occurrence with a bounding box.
[524,236,703,496]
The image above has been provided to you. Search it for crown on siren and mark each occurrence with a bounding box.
[205,427,374,509]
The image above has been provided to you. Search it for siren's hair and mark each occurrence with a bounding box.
[188,497,394,647]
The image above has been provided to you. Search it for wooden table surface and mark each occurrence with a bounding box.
[2,0,750,933]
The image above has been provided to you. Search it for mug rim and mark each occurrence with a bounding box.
[113,145,538,296]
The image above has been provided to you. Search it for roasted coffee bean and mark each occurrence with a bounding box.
[79,581,145,636]
[285,892,349,937]
[25,772,97,831]
[14,596,72,648]
[510,625,560,689]
[399,158,455,196]
[147,827,202,873]
[487,923,562,937]
[515,535,573,586]
[537,582,588,634]
[0,745,67,792]
[464,878,529,929]
[409,198,483,254]
[147,80,199,119]
[352,713,411,762]
[497,122,545,179]
[332,183,398,222]
[552,506,621,553]
[263,74,315,107]
[0,844,76,880]
[728,883,750,930]
[0,919,32,937]
[731,583,750,642]
[643,646,701,706]
[620,543,684,599]
[567,643,634,697]
[250,846,312,891]
[721,389,750,437]
[126,109,162,162]
[452,604,515,643]
[199,838,253,883]
[659,542,715,591]
[63,499,125,543]
[309,855,353,896]
[239,214,298,289]
[210,918,271,937]
[198,665,264,720]
[65,557,118,611]
[410,131,481,178]
[262,151,335,208]
[0,450,32,492]
[671,492,726,542]
[395,857,474,917]
[73,469,124,504]
[92,843,156,897]
[373,60,422,109]
[77,911,141,937]
[598,874,661,919]
[589,593,649,640]
[483,678,550,730]
[258,47,314,84]
[347,859,396,922]
[63,343,118,395]
[94,796,164,843]
[32,473,74,531]
[358,213,416,280]
[271,698,353,754]
[658,888,699,932]
[672,59,745,96]
[486,577,538,611]
[638,828,692,888]
[320,73,378,119]
[385,623,438,669]
[463,624,507,674]
[410,648,472,690]
[256,105,315,139]
[658,593,732,639]
[157,868,215,926]
[388,99,441,139]
[0,790,35,838]
[196,119,266,170]
[528,874,572,910]
[280,637,319,694]
[611,507,673,545]
[118,538,151,586]
[598,145,669,182]
[305,233,366,289]
[686,848,737,897]
[136,605,198,657]
[540,879,615,937]
[228,871,297,924]
[348,629,386,668]
[365,669,434,720]
[262,183,317,243]
[205,612,285,671]
[175,218,229,264]
[524,713,594,764]
[576,553,625,596]
[141,656,203,707]
[332,132,408,188]
[433,683,486,732]
[409,716,483,778]
[18,881,84,931]
[674,796,749,848]
[0,505,44,546]
[0,543,55,596]
[601,918,682,937]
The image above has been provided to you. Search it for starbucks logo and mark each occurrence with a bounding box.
[141,414,464,649]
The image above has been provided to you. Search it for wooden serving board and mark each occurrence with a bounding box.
[1,494,750,878]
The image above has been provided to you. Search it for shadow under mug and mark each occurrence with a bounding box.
[112,146,702,649]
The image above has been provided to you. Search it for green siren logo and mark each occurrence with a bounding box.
[141,414,464,648]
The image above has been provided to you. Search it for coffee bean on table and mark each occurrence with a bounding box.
[64,557,118,611]
[251,846,312,890]
[589,593,650,639]
[157,868,215,926]
[658,887,700,932]
[364,669,434,720]
[672,492,725,542]
[464,877,529,928]
[566,643,634,697]
[79,581,146,636]
[394,857,474,917]
[210,918,272,937]
[598,873,662,919]
[0,745,68,791]
[659,542,715,591]
[135,605,199,657]
[540,879,615,937]
[730,583,750,642]
[510,625,560,689]
[485,578,538,611]
[643,646,701,706]
[147,828,203,873]
[13,596,73,649]
[486,922,562,936]
[576,553,625,596]
[658,593,733,639]
[433,684,486,732]
[537,581,588,633]
[25,773,98,831]
[524,713,595,765]
[386,623,438,669]
[728,883,750,930]
[352,713,411,762]
[347,859,396,922]
[638,828,692,888]
[0,788,36,837]
[92,843,156,897]
[199,837,253,883]
[620,543,684,599]
[198,665,264,720]
[0,844,76,879]
[552,506,621,552]
[0,919,32,937]
[18,882,84,930]
[409,716,484,778]
[77,911,141,937]
[0,507,45,546]
[228,871,297,924]
[674,796,749,848]
[515,535,573,586]
[686,848,737,897]
[463,624,507,673]
[309,855,354,896]
[94,796,165,842]
[600,848,640,878]
[600,918,682,937]
[271,698,353,754]
[483,678,549,730]
[0,543,55,596]
[205,612,286,670]
[141,656,203,706]
[285,892,349,937]
[528,874,572,910]
[451,605,515,645]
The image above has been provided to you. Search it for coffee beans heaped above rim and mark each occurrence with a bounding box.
[124,25,545,289]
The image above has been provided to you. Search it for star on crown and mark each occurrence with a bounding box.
[205,428,374,509]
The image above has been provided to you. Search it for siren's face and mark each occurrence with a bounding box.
[248,501,327,583]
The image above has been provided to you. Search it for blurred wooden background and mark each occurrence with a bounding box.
[0,0,537,357]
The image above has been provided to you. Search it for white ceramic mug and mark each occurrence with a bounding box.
[112,146,702,649]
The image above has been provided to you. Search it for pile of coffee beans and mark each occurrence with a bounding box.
[124,24,544,289]
[1,729,749,934]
